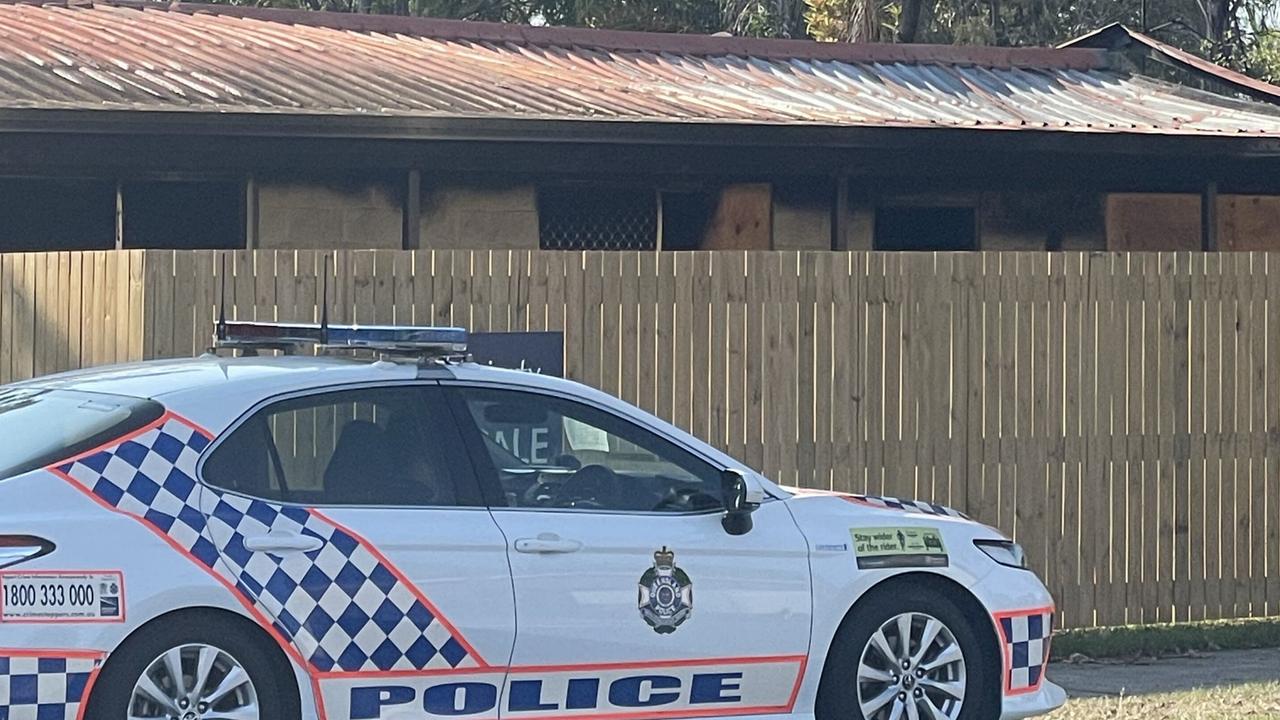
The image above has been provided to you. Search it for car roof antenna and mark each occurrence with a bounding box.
[320,254,332,347]
[217,253,228,339]
[204,253,230,358]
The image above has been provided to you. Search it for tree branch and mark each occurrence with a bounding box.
[1148,17,1209,42]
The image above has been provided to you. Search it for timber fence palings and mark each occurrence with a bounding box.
[2,248,1279,630]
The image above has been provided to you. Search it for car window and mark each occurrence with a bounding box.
[0,388,164,480]
[458,387,723,513]
[203,386,473,507]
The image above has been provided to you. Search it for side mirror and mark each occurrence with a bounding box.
[721,469,760,536]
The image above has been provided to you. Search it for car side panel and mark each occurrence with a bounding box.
[966,565,1065,719]
[0,469,319,720]
[21,413,327,720]
[782,495,998,716]
[786,493,1066,719]
[175,382,520,720]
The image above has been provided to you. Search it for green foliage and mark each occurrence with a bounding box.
[723,0,809,38]
[805,0,878,42]
[534,0,724,33]
[1245,31,1280,83]
[801,0,1280,81]
[805,1,1227,47]
[207,0,719,28]
[206,0,1280,82]
[206,0,527,21]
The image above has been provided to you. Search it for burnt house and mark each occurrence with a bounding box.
[1,1,1279,254]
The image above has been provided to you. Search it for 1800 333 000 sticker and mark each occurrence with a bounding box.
[0,570,125,623]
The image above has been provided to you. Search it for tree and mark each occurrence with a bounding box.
[805,0,885,42]
[723,0,810,38]
[803,0,1280,81]
[896,0,924,41]
[1247,31,1280,81]
[219,0,533,21]
[208,0,1280,81]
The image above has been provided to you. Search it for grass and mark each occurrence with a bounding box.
[1048,683,1280,719]
[1047,617,1280,718]
[1051,616,1280,661]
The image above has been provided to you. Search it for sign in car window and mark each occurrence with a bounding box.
[487,416,565,466]
[469,332,570,466]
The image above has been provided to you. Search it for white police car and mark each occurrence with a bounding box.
[0,323,1065,720]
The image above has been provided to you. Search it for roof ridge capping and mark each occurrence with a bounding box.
[43,0,1105,70]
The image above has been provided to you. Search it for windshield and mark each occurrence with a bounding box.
[0,388,165,479]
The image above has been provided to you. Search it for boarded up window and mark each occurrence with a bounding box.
[1105,194,1201,251]
[772,181,828,251]
[1217,195,1280,251]
[1107,193,1280,251]
[538,187,656,251]
[702,184,772,251]
[259,178,403,250]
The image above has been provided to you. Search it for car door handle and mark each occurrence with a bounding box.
[243,533,324,553]
[514,534,583,554]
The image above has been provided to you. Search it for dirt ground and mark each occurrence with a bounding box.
[1047,683,1280,719]
[1046,647,1280,719]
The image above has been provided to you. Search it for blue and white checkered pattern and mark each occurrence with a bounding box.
[58,420,218,564]
[852,494,969,519]
[0,656,97,720]
[55,417,478,674]
[999,610,1053,692]
[203,493,473,672]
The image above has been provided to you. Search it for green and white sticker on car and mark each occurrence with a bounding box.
[850,526,949,569]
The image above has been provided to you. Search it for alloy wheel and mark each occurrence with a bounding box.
[856,611,967,720]
[128,643,260,720]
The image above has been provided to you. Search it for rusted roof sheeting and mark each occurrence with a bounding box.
[1063,24,1280,106]
[0,1,1278,137]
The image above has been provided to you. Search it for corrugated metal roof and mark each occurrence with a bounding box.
[1063,23,1280,106]
[1,0,1278,136]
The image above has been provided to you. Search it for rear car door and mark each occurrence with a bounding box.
[448,384,812,720]
[199,384,513,719]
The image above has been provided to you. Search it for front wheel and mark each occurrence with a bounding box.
[85,613,299,720]
[816,586,997,720]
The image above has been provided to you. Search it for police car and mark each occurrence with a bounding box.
[0,322,1066,720]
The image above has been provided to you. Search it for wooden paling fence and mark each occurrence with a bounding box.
[2,249,1279,631]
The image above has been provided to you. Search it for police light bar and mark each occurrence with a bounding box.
[216,321,468,355]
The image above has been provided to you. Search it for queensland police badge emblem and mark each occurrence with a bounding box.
[638,547,692,634]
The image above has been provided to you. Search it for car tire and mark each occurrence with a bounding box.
[815,583,997,720]
[84,611,300,720]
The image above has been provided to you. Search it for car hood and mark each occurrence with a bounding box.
[781,487,1013,591]
[786,487,968,517]
[780,486,1004,537]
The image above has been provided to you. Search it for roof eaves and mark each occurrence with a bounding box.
[5,106,1280,155]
